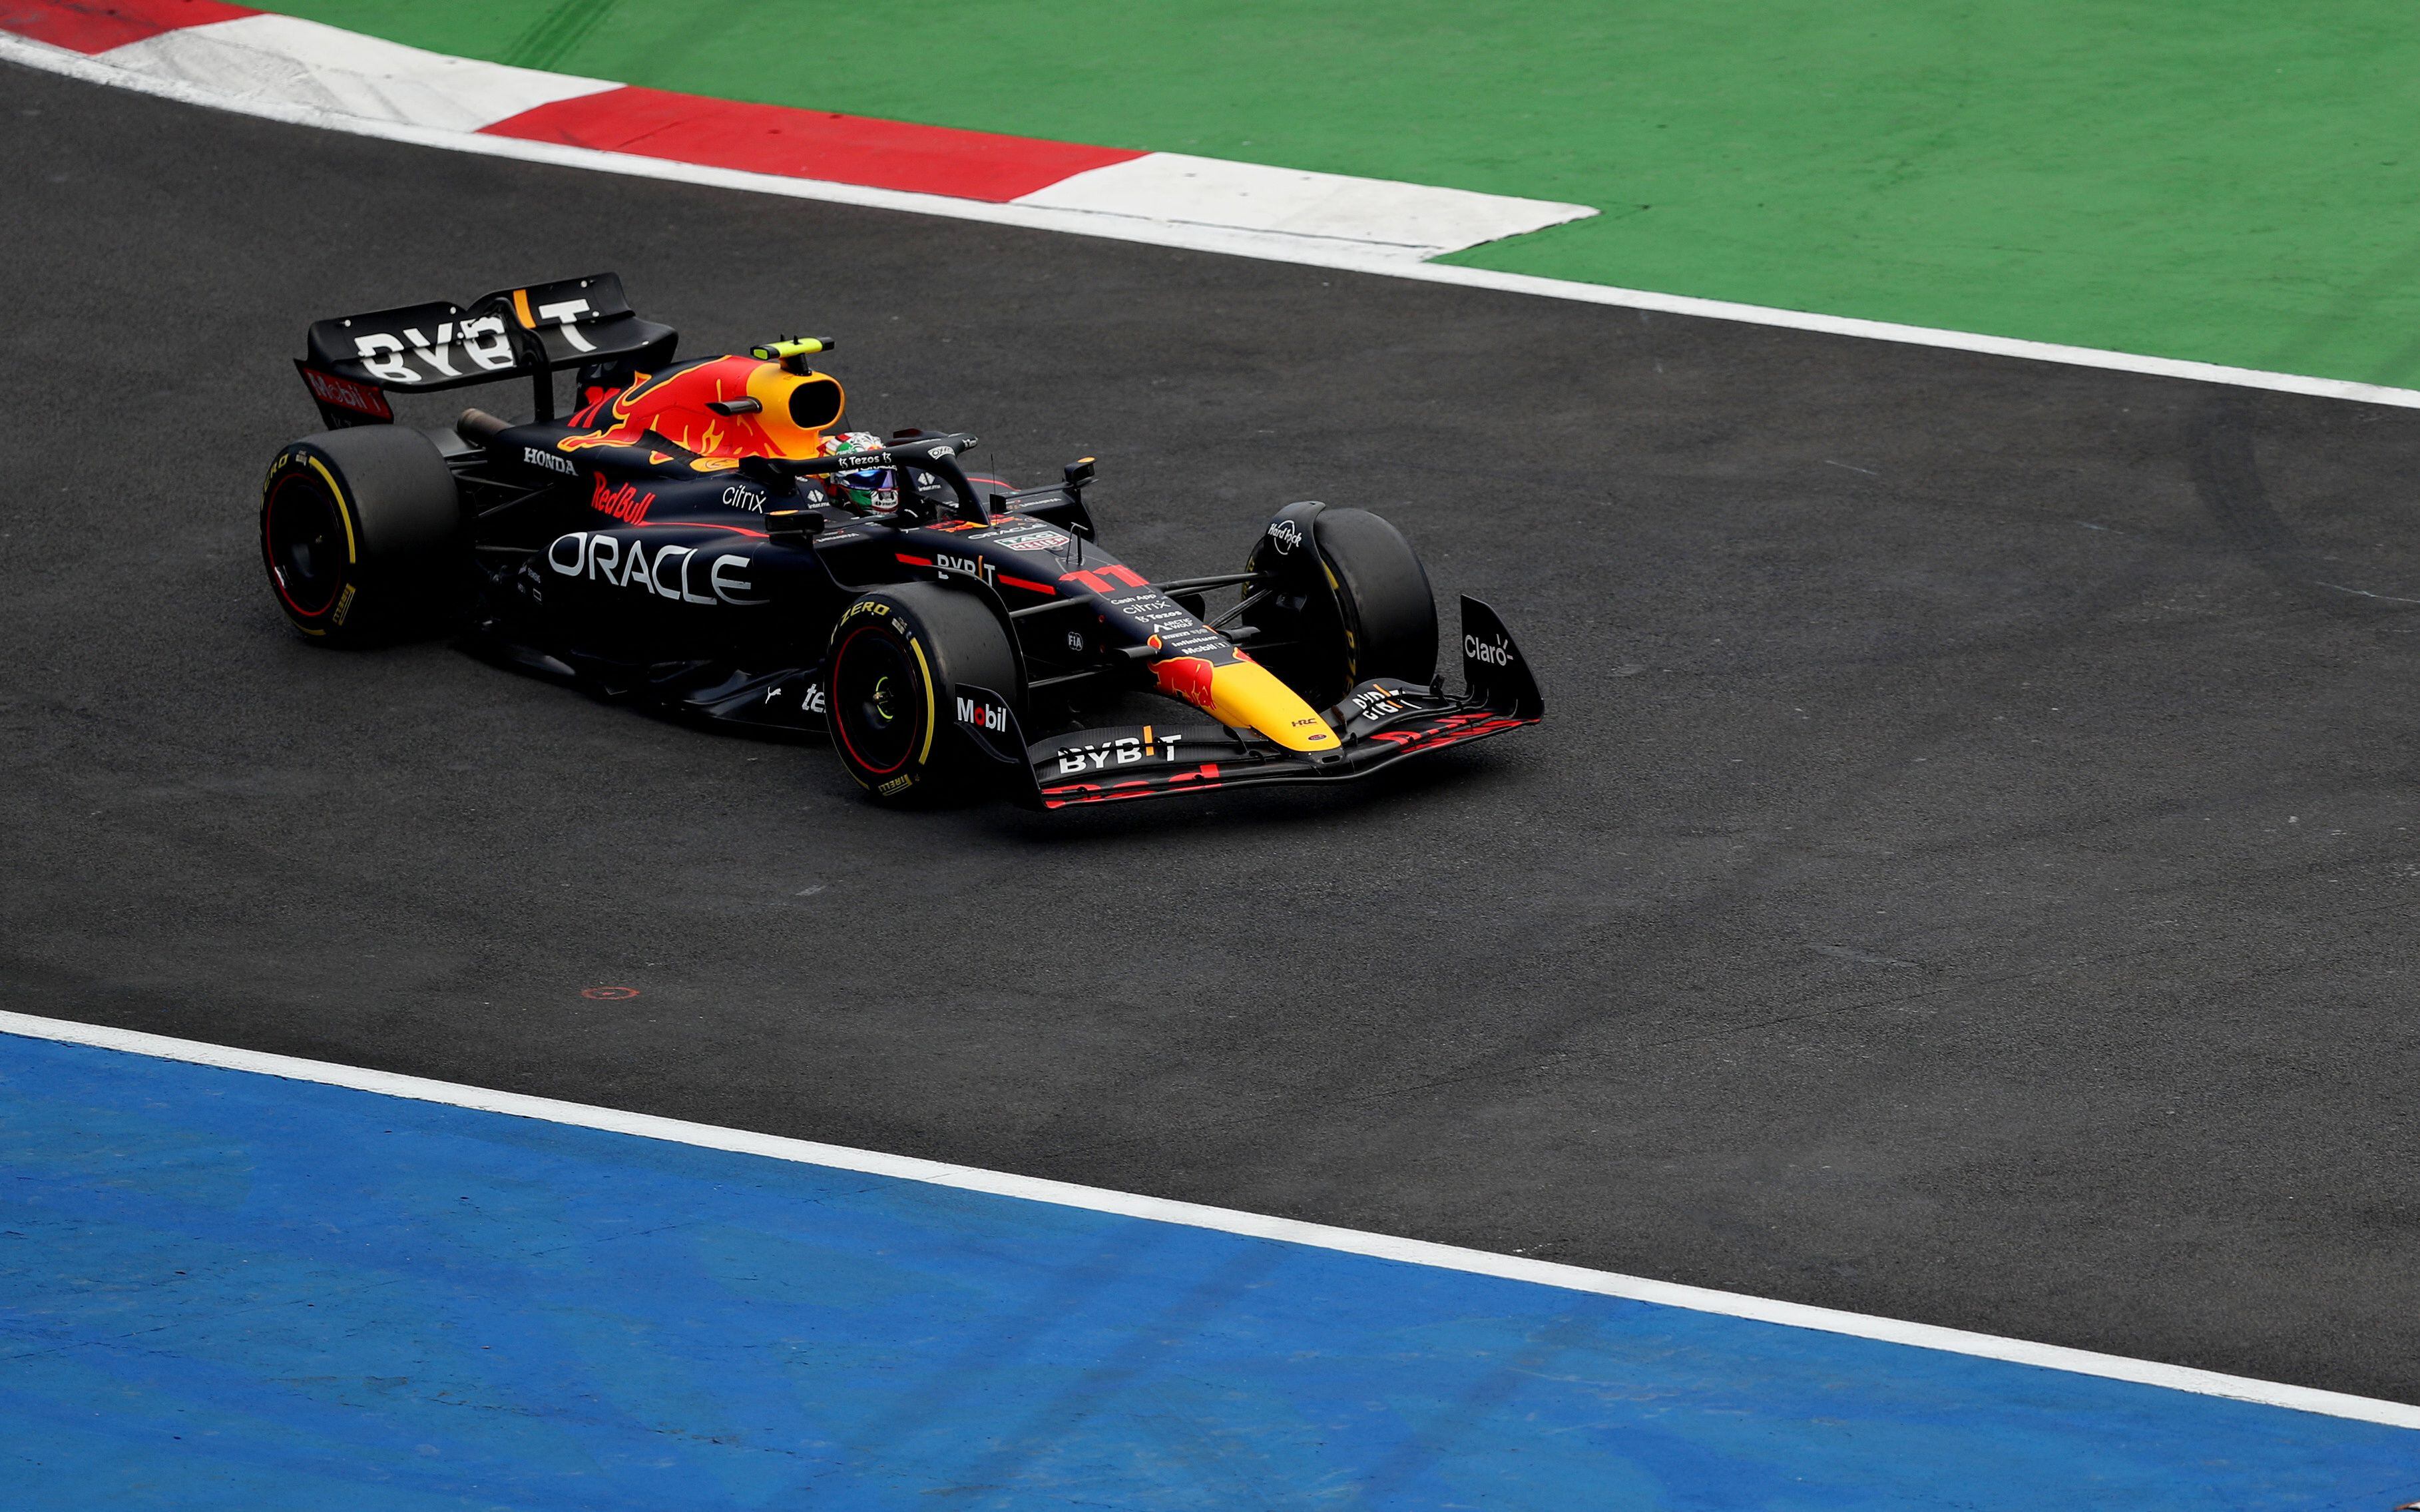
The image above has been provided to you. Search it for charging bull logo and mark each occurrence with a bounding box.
[1152,656,1218,711]
[559,354,844,467]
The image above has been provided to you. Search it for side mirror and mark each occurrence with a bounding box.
[738,455,796,497]
[766,505,823,544]
[1063,457,1096,495]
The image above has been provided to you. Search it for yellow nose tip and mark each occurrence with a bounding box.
[1204,660,1337,752]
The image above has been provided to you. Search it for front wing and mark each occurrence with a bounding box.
[963,595,1545,810]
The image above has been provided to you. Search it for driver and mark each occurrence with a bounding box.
[820,431,901,515]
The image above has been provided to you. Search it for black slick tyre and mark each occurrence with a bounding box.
[826,583,1020,803]
[260,427,461,644]
[1302,508,1437,703]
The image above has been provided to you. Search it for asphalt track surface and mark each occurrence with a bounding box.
[7,61,2420,1407]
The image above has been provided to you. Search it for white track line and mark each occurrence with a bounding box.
[6,28,2417,409]
[1017,150,1590,259]
[4,1006,2415,1432]
[3,25,1587,264]
[96,13,619,132]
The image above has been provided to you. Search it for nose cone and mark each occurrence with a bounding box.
[1156,656,1336,752]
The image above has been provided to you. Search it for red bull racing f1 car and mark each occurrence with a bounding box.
[260,274,1542,808]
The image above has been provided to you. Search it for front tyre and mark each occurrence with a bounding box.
[260,427,461,644]
[827,583,1021,803]
[1318,507,1438,689]
[1252,506,1438,706]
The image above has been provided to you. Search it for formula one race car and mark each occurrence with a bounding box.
[260,273,1542,807]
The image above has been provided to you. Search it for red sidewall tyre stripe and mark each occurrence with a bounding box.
[830,624,921,779]
[262,471,344,620]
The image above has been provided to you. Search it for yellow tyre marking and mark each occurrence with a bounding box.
[303,455,358,564]
[909,637,937,766]
[1321,563,1359,668]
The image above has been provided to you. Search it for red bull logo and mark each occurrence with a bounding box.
[591,477,654,525]
[1152,656,1218,710]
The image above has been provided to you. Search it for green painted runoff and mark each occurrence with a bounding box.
[268,1,2420,385]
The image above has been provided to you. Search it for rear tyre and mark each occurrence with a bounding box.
[260,427,461,644]
[826,583,1021,803]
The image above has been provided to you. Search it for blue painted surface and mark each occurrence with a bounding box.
[1,1033,2413,1510]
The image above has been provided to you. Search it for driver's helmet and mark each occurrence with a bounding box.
[821,431,899,513]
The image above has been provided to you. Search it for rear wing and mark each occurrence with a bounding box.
[294,273,676,429]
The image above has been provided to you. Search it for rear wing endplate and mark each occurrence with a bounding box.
[295,272,676,428]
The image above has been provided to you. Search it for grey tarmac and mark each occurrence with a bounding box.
[5,61,2419,1403]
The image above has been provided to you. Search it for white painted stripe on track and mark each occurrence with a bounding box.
[10,28,2420,409]
[3,1006,2415,1433]
[9,25,1587,262]
[1,27,1576,266]
[1017,151,1591,260]
[98,15,616,134]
